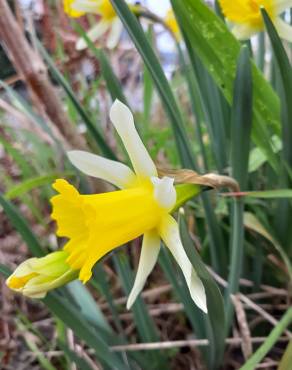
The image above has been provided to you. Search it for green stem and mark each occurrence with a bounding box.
[225,198,244,332]
[240,308,292,370]
[176,43,209,172]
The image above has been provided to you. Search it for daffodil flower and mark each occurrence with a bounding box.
[50,100,206,312]
[219,0,292,42]
[6,100,207,313]
[63,0,127,50]
[164,9,181,41]
[6,251,78,298]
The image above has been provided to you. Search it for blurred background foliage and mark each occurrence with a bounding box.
[0,0,291,369]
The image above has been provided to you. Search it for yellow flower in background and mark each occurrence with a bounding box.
[219,0,292,42]
[63,0,125,50]
[6,251,78,298]
[164,9,181,41]
[49,100,206,312]
[64,0,85,17]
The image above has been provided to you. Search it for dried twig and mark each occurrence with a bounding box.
[207,267,292,338]
[240,295,291,338]
[108,303,184,321]
[99,284,172,309]
[110,336,289,352]
[255,360,278,368]
[231,294,253,359]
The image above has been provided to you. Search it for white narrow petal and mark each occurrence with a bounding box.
[127,231,160,309]
[159,215,207,313]
[72,0,102,14]
[151,176,177,210]
[5,258,37,287]
[67,150,136,188]
[76,21,109,51]
[274,17,292,42]
[110,100,157,178]
[23,270,75,298]
[232,24,257,40]
[106,18,123,49]
[275,0,292,14]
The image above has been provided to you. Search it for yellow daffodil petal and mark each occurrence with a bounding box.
[76,20,110,50]
[159,215,207,313]
[220,0,292,40]
[98,0,116,20]
[8,272,38,289]
[165,9,181,40]
[110,100,158,179]
[51,178,169,283]
[220,0,276,27]
[67,150,136,188]
[63,0,85,17]
[64,0,116,18]
[64,1,121,49]
[127,230,161,309]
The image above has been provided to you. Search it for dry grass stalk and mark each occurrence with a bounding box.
[231,294,253,359]
[0,0,86,150]
[110,336,289,352]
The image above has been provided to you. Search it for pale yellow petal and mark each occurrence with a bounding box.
[159,215,207,313]
[127,230,160,309]
[274,17,292,42]
[68,150,136,188]
[106,18,123,49]
[76,21,109,50]
[110,100,158,178]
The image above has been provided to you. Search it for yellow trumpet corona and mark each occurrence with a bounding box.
[51,177,169,284]
[219,0,292,42]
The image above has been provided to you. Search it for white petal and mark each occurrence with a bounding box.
[23,270,75,299]
[274,17,292,42]
[106,18,123,49]
[76,21,109,51]
[71,0,101,14]
[127,231,160,309]
[151,176,176,210]
[232,24,257,40]
[275,0,292,14]
[110,100,157,178]
[67,150,136,189]
[159,215,207,313]
[8,258,37,278]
